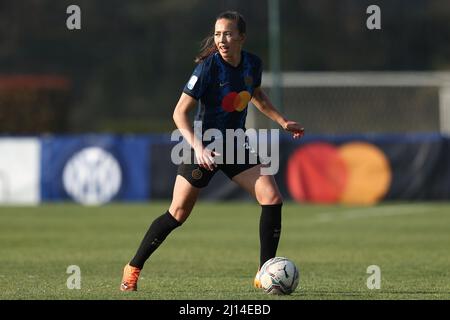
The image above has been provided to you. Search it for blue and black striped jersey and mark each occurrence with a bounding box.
[183,51,262,134]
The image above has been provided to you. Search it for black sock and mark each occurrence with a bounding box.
[259,203,282,268]
[129,211,182,269]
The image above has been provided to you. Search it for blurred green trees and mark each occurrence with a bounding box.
[0,0,449,133]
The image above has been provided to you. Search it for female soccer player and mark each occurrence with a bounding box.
[120,11,304,291]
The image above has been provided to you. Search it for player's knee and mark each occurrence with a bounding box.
[258,192,283,206]
[168,206,191,224]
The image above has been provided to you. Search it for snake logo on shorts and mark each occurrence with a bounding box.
[192,168,203,180]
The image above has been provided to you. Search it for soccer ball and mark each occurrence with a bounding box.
[259,257,299,295]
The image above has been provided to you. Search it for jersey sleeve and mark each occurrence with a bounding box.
[253,57,263,88]
[183,61,210,100]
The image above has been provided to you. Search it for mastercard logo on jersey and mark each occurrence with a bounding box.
[221,91,251,112]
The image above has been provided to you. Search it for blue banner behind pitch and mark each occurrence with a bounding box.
[40,135,151,204]
[2,132,448,205]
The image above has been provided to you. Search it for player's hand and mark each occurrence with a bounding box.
[283,120,305,139]
[194,146,221,171]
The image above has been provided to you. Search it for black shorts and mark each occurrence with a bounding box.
[177,142,261,188]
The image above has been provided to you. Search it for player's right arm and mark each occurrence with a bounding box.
[173,93,217,171]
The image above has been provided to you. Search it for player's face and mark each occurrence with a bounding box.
[214,18,245,63]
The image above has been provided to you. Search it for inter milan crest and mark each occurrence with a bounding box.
[192,168,203,180]
[244,76,253,86]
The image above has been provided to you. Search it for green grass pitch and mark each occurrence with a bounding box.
[0,201,449,300]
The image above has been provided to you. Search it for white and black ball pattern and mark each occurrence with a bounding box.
[259,257,299,295]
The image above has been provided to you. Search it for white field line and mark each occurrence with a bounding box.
[315,205,431,223]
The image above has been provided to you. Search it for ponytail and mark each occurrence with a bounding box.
[194,35,217,64]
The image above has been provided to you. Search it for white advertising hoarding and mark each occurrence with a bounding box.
[0,138,40,204]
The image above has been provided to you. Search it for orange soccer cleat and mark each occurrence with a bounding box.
[253,269,262,289]
[120,264,141,291]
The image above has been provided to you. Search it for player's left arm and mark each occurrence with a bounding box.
[251,87,305,139]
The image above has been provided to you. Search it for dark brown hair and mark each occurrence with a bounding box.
[194,11,246,64]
